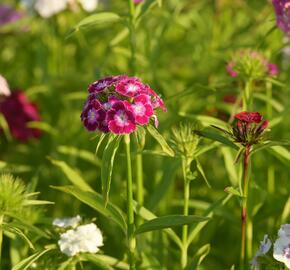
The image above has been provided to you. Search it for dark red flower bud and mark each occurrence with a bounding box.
[234,111,263,124]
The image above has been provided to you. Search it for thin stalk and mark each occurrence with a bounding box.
[181,157,190,269]
[128,0,136,74]
[124,135,136,270]
[240,145,251,270]
[243,79,253,111]
[0,215,3,267]
[135,153,144,226]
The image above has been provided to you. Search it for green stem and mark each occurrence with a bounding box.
[124,135,136,270]
[181,158,190,269]
[243,79,253,111]
[0,215,3,267]
[240,146,251,270]
[136,153,144,226]
[128,0,136,74]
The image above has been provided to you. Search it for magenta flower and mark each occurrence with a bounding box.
[134,0,143,4]
[0,5,23,26]
[107,101,136,134]
[272,0,290,35]
[0,91,41,142]
[234,111,263,124]
[81,75,166,135]
[130,94,154,125]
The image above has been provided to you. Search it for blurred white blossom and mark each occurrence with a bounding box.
[58,223,103,256]
[250,235,272,270]
[273,236,290,269]
[0,75,11,97]
[278,224,290,238]
[78,0,98,12]
[34,0,68,18]
[53,215,82,228]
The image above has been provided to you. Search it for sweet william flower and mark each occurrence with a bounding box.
[0,91,41,142]
[81,75,166,135]
[272,0,290,35]
[58,223,103,257]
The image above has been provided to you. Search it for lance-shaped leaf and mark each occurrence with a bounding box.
[135,215,209,235]
[51,185,126,234]
[101,135,122,205]
[194,129,238,150]
[146,125,175,157]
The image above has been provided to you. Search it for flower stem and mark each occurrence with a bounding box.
[124,134,136,270]
[128,0,136,74]
[135,153,144,226]
[243,79,253,111]
[181,157,190,269]
[0,214,3,267]
[240,145,251,270]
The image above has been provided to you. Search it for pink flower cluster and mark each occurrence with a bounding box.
[226,50,279,78]
[0,91,42,142]
[81,75,166,135]
[272,0,290,35]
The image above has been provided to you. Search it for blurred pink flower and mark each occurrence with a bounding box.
[134,0,143,4]
[0,5,23,25]
[0,91,42,142]
[272,0,290,35]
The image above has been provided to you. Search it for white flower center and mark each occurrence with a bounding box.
[115,111,128,126]
[127,84,138,93]
[133,103,145,115]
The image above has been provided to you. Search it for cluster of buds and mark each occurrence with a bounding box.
[231,112,269,146]
[226,49,278,79]
[81,75,166,135]
[272,0,290,35]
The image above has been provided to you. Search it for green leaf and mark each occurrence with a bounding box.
[101,135,122,205]
[96,133,108,156]
[51,185,126,234]
[22,199,54,206]
[194,129,238,150]
[251,141,290,155]
[26,121,58,136]
[146,125,175,157]
[133,202,182,249]
[269,145,290,161]
[0,114,11,141]
[281,197,290,223]
[136,0,159,20]
[68,12,121,36]
[224,186,242,197]
[221,147,239,185]
[135,215,209,235]
[12,247,55,270]
[48,157,93,192]
[2,223,34,249]
[57,145,101,166]
[79,254,129,270]
[186,244,211,270]
[196,158,211,188]
[187,194,233,245]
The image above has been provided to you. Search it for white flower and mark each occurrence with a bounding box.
[34,0,68,18]
[53,215,82,228]
[278,224,290,238]
[78,0,98,12]
[58,223,103,257]
[250,235,272,270]
[0,75,11,97]
[273,236,290,269]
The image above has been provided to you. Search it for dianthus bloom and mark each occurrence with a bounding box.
[0,91,41,142]
[272,0,290,35]
[134,0,143,3]
[81,75,166,135]
[273,224,290,269]
[226,49,278,79]
[0,5,23,26]
[58,223,103,257]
